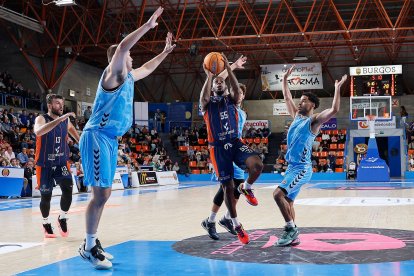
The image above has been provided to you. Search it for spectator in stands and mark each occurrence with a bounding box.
[0,159,8,167]
[23,160,34,196]
[10,158,20,168]
[160,112,166,133]
[1,116,13,134]
[400,106,408,127]
[0,133,7,149]
[27,148,35,159]
[258,141,268,154]
[83,106,92,122]
[321,140,329,151]
[142,125,149,135]
[28,113,35,129]
[262,126,270,138]
[0,77,6,89]
[17,147,29,166]
[328,151,336,166]
[198,124,207,139]
[69,140,80,162]
[318,160,328,172]
[172,161,180,172]
[312,139,320,151]
[273,159,283,174]
[322,132,330,141]
[19,109,29,127]
[9,126,20,149]
[331,135,338,143]
[4,146,15,161]
[164,156,172,171]
[325,159,334,173]
[154,109,162,132]
[75,162,86,192]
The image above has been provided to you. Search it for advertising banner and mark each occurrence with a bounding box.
[261,63,323,91]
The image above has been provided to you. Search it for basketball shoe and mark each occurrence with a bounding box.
[57,216,69,237]
[79,241,112,270]
[237,186,258,206]
[96,239,114,261]
[277,226,299,246]
[201,218,219,240]
[218,217,237,235]
[42,223,57,238]
[235,224,249,244]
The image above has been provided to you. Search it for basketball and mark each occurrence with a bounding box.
[204,52,225,75]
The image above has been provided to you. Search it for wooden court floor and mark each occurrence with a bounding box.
[1,180,414,275]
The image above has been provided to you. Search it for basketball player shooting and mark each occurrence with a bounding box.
[273,65,347,246]
[78,7,175,269]
[200,53,263,244]
[201,55,250,240]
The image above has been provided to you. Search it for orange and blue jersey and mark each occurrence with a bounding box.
[203,96,256,183]
[203,95,240,145]
[35,114,70,167]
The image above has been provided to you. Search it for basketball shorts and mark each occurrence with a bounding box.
[212,163,245,181]
[79,130,118,188]
[209,139,257,183]
[279,164,313,201]
[36,163,72,195]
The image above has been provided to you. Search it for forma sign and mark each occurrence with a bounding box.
[349,65,402,76]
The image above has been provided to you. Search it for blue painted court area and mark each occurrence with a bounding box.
[0,183,214,212]
[18,240,414,276]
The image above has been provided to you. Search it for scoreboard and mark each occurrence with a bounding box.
[349,65,402,97]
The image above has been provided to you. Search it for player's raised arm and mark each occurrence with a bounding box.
[105,7,164,86]
[218,55,247,80]
[282,65,298,118]
[222,54,242,105]
[131,32,176,81]
[312,74,347,130]
[199,65,214,113]
[34,112,75,137]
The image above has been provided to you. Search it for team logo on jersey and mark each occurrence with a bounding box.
[239,145,254,153]
[224,143,233,150]
[61,166,69,176]
[1,169,10,177]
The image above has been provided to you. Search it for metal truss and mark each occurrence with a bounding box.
[1,0,413,100]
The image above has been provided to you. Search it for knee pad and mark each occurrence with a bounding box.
[213,186,224,206]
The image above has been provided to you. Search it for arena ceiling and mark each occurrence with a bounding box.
[1,0,414,101]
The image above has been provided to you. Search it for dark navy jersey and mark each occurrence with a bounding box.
[203,95,239,144]
[35,114,70,167]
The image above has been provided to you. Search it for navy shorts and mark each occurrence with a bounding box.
[209,139,257,183]
[36,164,72,195]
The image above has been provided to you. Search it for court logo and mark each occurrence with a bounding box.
[173,227,414,264]
[1,169,10,177]
[356,68,361,75]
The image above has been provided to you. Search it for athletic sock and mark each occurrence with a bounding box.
[286,220,295,228]
[224,211,231,220]
[42,217,49,224]
[59,210,68,219]
[208,212,217,223]
[231,217,240,227]
[85,233,97,251]
[243,182,252,190]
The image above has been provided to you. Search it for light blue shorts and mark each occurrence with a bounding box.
[233,163,245,180]
[79,130,118,188]
[279,164,313,201]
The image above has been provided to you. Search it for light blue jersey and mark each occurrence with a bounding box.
[233,107,247,180]
[83,71,134,137]
[80,70,134,187]
[285,115,316,165]
[280,114,316,200]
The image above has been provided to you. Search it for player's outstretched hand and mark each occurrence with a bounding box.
[283,64,295,79]
[221,53,230,67]
[163,32,176,54]
[234,55,247,69]
[335,74,348,88]
[203,64,214,79]
[64,112,76,119]
[146,7,163,29]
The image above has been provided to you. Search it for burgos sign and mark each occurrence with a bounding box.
[350,65,402,76]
